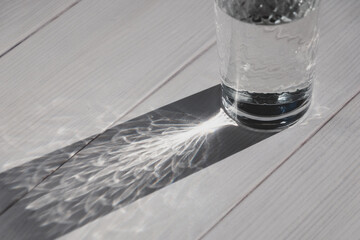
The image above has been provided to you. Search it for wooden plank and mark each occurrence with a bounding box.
[110,46,219,125]
[203,94,360,240]
[0,0,215,173]
[0,0,78,56]
[55,0,360,239]
[0,85,278,239]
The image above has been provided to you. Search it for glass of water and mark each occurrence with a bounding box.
[215,0,321,130]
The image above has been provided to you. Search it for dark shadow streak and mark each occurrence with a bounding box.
[0,85,279,239]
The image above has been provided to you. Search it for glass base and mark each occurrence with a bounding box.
[221,84,311,130]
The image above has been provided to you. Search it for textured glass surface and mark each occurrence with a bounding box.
[216,0,317,24]
[215,0,320,128]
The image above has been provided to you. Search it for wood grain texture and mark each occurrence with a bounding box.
[58,0,360,239]
[0,0,215,172]
[0,0,78,56]
[204,93,360,240]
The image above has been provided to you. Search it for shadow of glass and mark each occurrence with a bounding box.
[0,85,278,239]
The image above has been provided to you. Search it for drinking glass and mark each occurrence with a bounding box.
[215,0,321,129]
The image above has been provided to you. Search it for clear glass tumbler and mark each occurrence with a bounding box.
[215,0,321,130]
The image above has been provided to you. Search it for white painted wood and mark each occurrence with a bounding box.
[112,45,218,125]
[59,0,360,239]
[204,94,360,240]
[0,0,215,172]
[0,0,78,56]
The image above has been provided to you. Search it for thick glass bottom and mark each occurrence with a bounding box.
[221,84,312,130]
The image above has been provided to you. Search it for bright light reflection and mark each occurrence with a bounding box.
[24,109,237,229]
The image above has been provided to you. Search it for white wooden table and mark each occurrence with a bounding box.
[0,0,359,239]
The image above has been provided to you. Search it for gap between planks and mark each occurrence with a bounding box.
[0,0,82,58]
[198,89,360,240]
[0,38,216,216]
